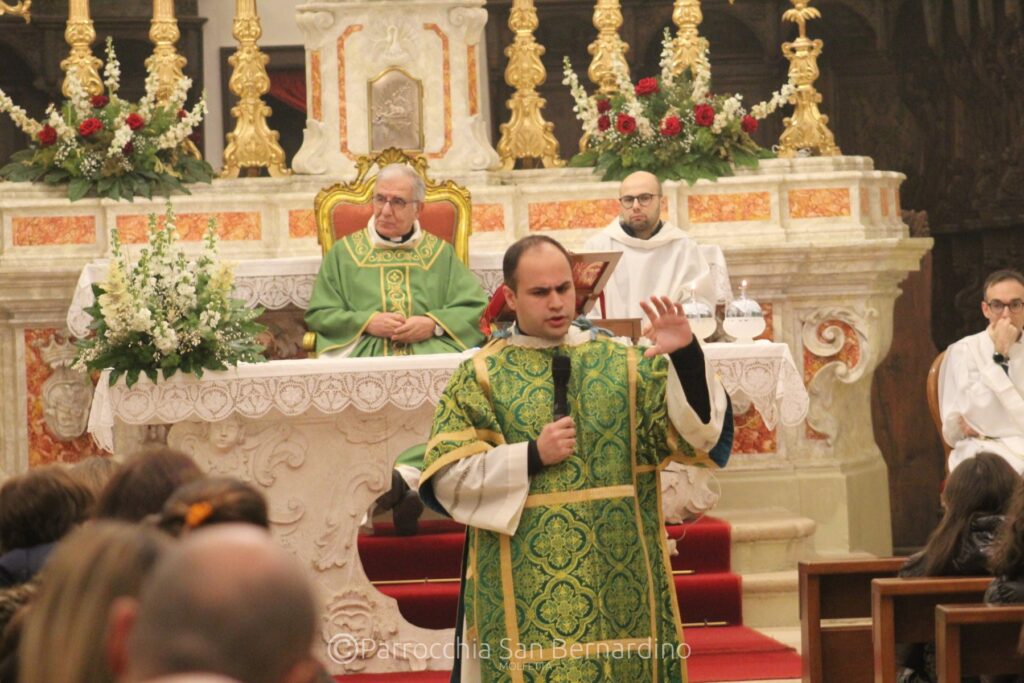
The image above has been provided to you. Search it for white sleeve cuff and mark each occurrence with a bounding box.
[431,442,531,535]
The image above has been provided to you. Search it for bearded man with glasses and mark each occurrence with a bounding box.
[584,170,726,321]
[939,268,1024,474]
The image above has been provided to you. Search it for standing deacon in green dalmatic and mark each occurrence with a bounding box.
[419,236,733,682]
[305,164,487,358]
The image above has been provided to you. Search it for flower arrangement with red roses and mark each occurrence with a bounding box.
[562,30,794,183]
[0,38,213,201]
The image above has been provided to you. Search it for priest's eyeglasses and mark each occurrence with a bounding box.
[985,299,1024,313]
[619,193,660,208]
[372,194,415,210]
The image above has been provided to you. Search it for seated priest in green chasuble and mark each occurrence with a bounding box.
[305,163,488,358]
[419,236,734,682]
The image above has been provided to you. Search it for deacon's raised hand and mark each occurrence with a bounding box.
[639,296,694,358]
[367,312,405,338]
[536,416,576,465]
[392,315,437,344]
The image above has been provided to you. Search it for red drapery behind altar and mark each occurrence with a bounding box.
[268,70,307,113]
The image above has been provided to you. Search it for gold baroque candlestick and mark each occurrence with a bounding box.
[146,0,187,104]
[670,0,732,75]
[777,0,840,157]
[221,0,290,178]
[0,1,32,22]
[496,0,563,170]
[587,0,629,95]
[61,0,103,97]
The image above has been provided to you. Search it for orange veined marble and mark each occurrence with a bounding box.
[467,45,479,117]
[472,203,505,233]
[732,404,777,454]
[528,198,667,232]
[802,319,861,385]
[117,212,261,243]
[424,24,453,159]
[688,192,771,223]
[24,328,107,467]
[337,25,365,160]
[880,187,889,217]
[311,51,323,122]
[860,187,870,217]
[289,210,317,239]
[788,188,852,219]
[13,215,96,247]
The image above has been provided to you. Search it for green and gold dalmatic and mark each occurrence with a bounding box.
[422,333,716,682]
[305,228,487,357]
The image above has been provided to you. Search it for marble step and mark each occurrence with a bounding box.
[716,508,816,574]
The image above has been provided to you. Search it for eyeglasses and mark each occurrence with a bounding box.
[619,193,660,208]
[372,194,416,210]
[985,299,1024,313]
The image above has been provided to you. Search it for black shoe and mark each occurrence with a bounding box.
[392,490,424,536]
[374,470,409,512]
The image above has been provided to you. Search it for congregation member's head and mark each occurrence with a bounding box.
[0,465,92,556]
[919,452,1017,576]
[110,525,319,683]
[502,235,575,340]
[67,456,122,512]
[94,447,203,523]
[617,170,662,239]
[981,269,1024,332]
[158,477,269,537]
[989,474,1024,581]
[372,164,424,240]
[18,521,170,683]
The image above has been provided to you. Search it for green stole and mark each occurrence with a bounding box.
[304,227,487,357]
[422,334,715,682]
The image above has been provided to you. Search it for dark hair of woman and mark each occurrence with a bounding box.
[158,476,269,537]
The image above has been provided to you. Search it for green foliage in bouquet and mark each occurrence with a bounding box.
[563,30,794,183]
[0,38,213,202]
[74,205,266,388]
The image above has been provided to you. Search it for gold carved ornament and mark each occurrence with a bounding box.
[777,0,840,157]
[221,0,290,178]
[61,0,103,97]
[0,1,31,22]
[147,0,187,103]
[496,0,564,170]
[670,0,733,75]
[587,0,629,95]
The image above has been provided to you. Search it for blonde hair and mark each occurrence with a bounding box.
[19,521,170,683]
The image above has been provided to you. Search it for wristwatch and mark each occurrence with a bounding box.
[994,352,1009,365]
[433,323,444,337]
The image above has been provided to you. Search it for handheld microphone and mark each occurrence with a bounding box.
[552,354,572,420]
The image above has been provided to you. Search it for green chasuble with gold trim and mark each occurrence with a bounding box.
[421,331,716,682]
[305,226,487,357]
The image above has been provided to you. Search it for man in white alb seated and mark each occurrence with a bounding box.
[585,170,733,520]
[940,268,1024,474]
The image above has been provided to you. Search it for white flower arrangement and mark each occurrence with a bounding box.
[563,29,796,183]
[74,204,266,387]
[0,37,213,202]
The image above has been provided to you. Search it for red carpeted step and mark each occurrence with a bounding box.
[377,581,461,630]
[335,627,800,682]
[667,516,732,574]
[372,519,465,536]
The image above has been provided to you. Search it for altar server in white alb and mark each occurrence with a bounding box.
[940,268,1024,474]
[584,170,730,319]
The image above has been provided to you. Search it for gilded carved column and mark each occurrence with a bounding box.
[777,0,840,157]
[221,0,290,178]
[670,0,709,75]
[587,0,629,95]
[0,1,31,22]
[61,0,103,97]
[496,0,563,170]
[146,0,187,104]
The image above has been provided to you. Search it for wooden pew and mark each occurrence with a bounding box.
[799,557,906,683]
[936,603,1024,682]
[871,576,993,683]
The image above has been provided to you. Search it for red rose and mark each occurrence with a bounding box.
[694,104,715,127]
[90,94,109,108]
[597,114,611,132]
[596,99,611,114]
[78,117,103,138]
[660,115,682,137]
[615,113,637,135]
[122,141,134,156]
[177,109,187,120]
[126,113,145,131]
[635,77,659,97]
[741,115,758,134]
[37,125,57,147]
